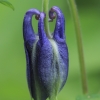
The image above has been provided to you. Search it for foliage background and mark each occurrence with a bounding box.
[0,0,100,100]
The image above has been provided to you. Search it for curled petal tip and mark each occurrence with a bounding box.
[49,8,56,21]
[23,9,40,43]
[35,14,40,20]
[49,6,65,40]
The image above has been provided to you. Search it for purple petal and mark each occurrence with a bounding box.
[23,9,40,99]
[38,12,48,46]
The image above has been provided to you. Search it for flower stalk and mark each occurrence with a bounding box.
[42,0,51,38]
[68,0,88,94]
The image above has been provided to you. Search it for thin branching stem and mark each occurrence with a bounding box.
[42,0,51,38]
[68,0,88,94]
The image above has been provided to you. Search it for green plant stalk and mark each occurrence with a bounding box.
[68,0,88,94]
[42,0,51,38]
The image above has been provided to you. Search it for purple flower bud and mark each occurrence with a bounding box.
[23,6,69,100]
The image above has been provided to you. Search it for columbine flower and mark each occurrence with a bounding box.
[23,6,69,100]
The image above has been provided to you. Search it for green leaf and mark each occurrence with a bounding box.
[76,94,100,100]
[0,0,14,10]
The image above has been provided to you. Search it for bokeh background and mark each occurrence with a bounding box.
[0,0,100,100]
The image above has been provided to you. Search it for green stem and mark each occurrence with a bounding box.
[42,0,51,38]
[68,0,88,94]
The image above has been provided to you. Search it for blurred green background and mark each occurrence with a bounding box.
[0,0,100,100]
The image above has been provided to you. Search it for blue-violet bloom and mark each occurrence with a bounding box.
[23,6,69,100]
